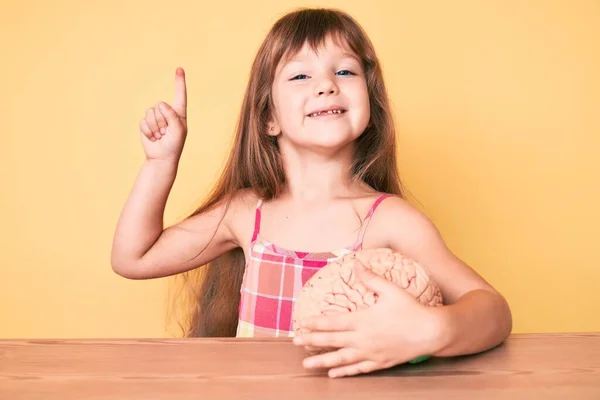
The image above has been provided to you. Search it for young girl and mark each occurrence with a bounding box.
[111,8,512,378]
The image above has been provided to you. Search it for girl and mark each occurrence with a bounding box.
[111,8,512,378]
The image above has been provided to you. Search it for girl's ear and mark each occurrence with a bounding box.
[267,122,280,137]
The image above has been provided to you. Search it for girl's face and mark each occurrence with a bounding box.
[270,35,370,153]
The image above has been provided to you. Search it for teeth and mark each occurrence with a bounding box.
[309,109,344,117]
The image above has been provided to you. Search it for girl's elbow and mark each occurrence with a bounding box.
[110,258,145,280]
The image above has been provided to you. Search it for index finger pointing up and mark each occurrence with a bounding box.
[173,67,187,118]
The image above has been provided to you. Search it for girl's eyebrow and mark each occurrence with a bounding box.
[282,52,361,69]
[339,52,361,63]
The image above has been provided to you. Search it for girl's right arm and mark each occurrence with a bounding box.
[110,68,238,279]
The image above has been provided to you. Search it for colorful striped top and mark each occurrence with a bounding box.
[236,194,390,337]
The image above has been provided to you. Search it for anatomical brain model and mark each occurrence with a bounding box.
[292,248,444,359]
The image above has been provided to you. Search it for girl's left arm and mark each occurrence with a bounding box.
[293,196,513,378]
[380,197,513,356]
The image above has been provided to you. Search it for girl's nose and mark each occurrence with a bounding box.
[316,80,338,96]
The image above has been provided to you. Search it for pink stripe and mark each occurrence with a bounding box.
[252,251,285,263]
[353,193,392,250]
[300,259,330,268]
[367,194,390,217]
[251,207,261,243]
[250,250,329,269]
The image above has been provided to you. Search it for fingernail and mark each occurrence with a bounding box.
[160,128,166,134]
[293,336,303,345]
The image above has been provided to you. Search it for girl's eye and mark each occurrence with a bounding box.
[290,70,356,81]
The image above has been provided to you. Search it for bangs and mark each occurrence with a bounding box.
[270,8,372,71]
[280,26,351,63]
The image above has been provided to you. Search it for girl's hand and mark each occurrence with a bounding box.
[139,67,188,163]
[293,261,444,378]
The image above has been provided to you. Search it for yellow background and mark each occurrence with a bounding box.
[1,0,598,338]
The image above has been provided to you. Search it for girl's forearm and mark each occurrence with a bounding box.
[430,289,513,357]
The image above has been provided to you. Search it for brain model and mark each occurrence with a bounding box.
[292,248,443,357]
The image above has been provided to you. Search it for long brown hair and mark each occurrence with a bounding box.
[170,7,406,337]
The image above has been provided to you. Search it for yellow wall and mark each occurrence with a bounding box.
[1,0,598,338]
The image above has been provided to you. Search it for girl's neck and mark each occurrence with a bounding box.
[279,142,366,203]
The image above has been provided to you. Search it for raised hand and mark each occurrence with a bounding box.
[139,67,188,163]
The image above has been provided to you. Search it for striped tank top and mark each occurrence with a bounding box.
[236,194,390,337]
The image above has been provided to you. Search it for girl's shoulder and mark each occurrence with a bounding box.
[356,190,417,218]
[361,192,440,249]
[225,188,261,222]
[224,188,264,247]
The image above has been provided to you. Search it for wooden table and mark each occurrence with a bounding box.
[1,333,599,399]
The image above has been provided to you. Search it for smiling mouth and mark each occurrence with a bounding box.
[307,110,347,117]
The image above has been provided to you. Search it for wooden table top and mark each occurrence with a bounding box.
[1,333,599,399]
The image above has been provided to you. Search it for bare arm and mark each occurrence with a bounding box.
[111,67,240,280]
[378,197,513,356]
[110,159,239,279]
